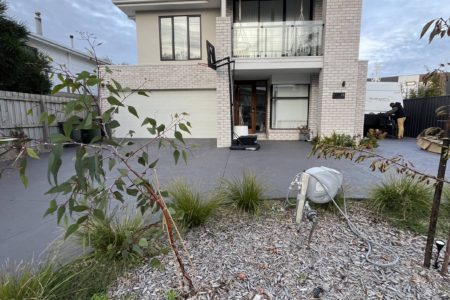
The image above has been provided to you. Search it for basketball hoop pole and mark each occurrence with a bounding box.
[205,40,235,146]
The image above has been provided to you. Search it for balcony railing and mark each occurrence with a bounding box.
[232,21,323,58]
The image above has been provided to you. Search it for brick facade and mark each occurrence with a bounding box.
[101,64,215,91]
[317,0,365,136]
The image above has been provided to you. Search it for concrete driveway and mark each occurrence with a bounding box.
[0,138,447,264]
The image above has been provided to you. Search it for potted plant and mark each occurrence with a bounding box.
[298,125,311,141]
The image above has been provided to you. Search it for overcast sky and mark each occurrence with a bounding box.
[5,0,450,77]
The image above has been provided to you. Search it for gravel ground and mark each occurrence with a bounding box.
[110,202,450,299]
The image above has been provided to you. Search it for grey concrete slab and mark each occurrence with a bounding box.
[0,137,446,264]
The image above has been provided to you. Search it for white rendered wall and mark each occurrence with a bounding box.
[113,90,217,138]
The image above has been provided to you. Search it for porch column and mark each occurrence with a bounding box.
[215,17,232,147]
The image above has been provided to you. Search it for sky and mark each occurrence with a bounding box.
[4,0,450,77]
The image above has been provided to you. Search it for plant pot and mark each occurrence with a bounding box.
[81,128,102,144]
[234,125,249,138]
[299,132,310,141]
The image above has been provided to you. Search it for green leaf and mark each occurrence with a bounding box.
[93,209,105,220]
[137,90,149,97]
[76,70,91,81]
[63,116,81,137]
[149,158,159,169]
[173,150,180,165]
[182,150,187,165]
[43,199,57,217]
[47,114,56,125]
[141,117,156,127]
[50,133,71,143]
[179,123,191,134]
[72,205,89,212]
[107,96,124,107]
[147,127,156,135]
[156,124,165,134]
[118,168,128,177]
[174,131,184,144]
[113,191,124,202]
[45,182,72,195]
[138,238,148,248]
[57,205,66,224]
[52,83,66,94]
[19,158,28,188]
[126,188,139,196]
[39,111,48,124]
[111,79,123,91]
[77,215,89,224]
[108,158,116,171]
[109,120,120,129]
[26,108,33,115]
[128,106,139,118]
[47,144,63,185]
[106,84,120,97]
[26,148,40,159]
[64,223,79,239]
[79,113,93,130]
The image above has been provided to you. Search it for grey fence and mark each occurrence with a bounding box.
[403,95,450,138]
[0,90,78,141]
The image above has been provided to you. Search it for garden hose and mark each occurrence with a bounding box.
[287,172,400,268]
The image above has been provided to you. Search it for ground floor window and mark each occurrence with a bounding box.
[271,84,309,129]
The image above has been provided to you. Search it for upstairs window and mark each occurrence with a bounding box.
[159,16,201,61]
[234,0,312,22]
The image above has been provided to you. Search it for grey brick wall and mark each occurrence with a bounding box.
[215,17,233,147]
[101,65,215,91]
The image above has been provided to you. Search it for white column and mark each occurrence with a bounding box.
[221,0,226,17]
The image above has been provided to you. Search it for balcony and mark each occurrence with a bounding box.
[233,21,323,59]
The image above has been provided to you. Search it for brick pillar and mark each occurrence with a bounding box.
[215,17,232,148]
[309,74,320,136]
[318,0,366,136]
[355,60,368,135]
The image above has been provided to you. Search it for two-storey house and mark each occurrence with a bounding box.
[109,0,367,147]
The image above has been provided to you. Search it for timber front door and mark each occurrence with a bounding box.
[234,81,267,134]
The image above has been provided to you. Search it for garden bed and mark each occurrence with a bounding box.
[109,202,450,299]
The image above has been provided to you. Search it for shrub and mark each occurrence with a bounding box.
[165,289,179,300]
[0,261,75,299]
[359,136,378,149]
[221,171,266,213]
[367,128,387,140]
[313,132,355,148]
[76,210,163,262]
[168,181,221,228]
[369,176,433,233]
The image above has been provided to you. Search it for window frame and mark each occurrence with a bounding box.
[159,15,202,61]
[233,0,314,23]
[270,84,310,130]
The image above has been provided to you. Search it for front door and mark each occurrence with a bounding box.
[234,81,267,134]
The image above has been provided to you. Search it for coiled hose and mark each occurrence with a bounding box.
[287,172,400,268]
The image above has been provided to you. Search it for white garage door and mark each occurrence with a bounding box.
[113,90,217,138]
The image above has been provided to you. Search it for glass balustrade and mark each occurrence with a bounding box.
[233,21,323,58]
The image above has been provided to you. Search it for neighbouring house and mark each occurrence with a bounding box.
[370,74,450,99]
[27,12,110,91]
[109,0,368,147]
